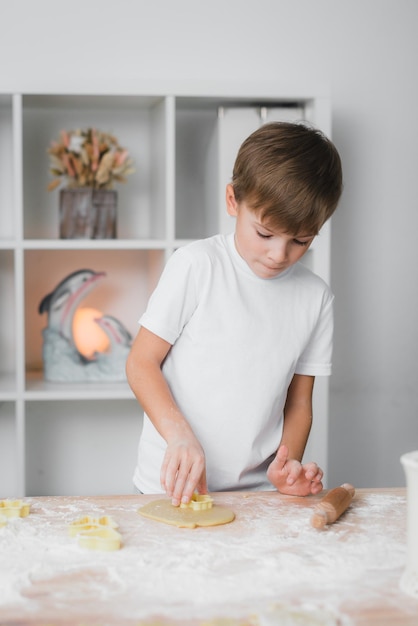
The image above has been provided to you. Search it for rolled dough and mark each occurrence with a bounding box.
[138,498,235,528]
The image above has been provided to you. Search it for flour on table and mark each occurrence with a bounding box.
[0,492,411,625]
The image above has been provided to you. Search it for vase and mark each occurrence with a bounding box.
[59,188,117,239]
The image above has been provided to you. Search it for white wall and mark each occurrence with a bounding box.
[1,0,417,488]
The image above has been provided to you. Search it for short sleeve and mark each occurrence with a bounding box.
[139,248,198,345]
[295,289,334,376]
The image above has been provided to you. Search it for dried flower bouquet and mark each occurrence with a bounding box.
[47,128,134,191]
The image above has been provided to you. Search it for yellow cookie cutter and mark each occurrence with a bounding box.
[77,526,122,552]
[68,515,118,537]
[180,493,213,511]
[68,515,121,551]
[0,499,30,518]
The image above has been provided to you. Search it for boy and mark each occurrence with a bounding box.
[126,121,343,506]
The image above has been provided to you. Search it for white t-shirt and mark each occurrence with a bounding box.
[133,233,333,493]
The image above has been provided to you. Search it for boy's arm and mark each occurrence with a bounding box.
[126,326,207,505]
[266,374,323,496]
[281,373,315,461]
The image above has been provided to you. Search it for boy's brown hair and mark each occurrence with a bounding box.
[232,121,343,235]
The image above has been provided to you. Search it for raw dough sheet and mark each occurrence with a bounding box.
[138,497,235,528]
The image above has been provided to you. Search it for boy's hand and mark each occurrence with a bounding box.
[266,444,323,496]
[161,434,207,506]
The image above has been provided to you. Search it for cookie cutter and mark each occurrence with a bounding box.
[68,515,121,551]
[68,515,118,537]
[0,499,31,518]
[77,526,122,552]
[180,493,213,511]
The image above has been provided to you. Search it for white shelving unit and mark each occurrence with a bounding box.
[0,89,333,496]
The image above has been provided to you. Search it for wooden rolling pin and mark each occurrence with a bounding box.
[310,483,355,529]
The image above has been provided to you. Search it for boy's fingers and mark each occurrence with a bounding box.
[161,453,185,501]
[160,460,174,496]
[171,461,194,505]
[303,462,322,481]
[273,444,289,469]
[286,460,302,485]
[311,470,323,483]
[173,458,206,506]
[310,480,323,495]
[177,481,194,505]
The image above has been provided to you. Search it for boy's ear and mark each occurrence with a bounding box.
[225,184,238,217]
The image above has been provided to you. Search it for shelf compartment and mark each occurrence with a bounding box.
[0,373,17,399]
[21,94,170,241]
[24,248,164,374]
[0,402,18,496]
[0,250,16,384]
[25,399,141,496]
[0,95,15,241]
[175,105,219,240]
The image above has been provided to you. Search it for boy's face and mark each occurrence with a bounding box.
[226,184,315,280]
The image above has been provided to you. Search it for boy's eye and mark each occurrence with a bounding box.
[294,239,310,247]
[256,230,271,239]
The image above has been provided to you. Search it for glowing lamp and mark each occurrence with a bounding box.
[72,307,110,359]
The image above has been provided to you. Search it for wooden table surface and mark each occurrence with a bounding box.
[0,488,417,625]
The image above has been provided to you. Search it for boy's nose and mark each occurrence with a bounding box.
[268,243,288,264]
